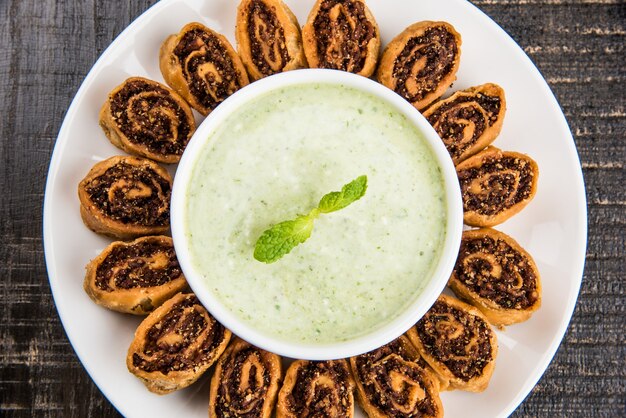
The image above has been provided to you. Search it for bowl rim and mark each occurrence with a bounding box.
[171,68,463,360]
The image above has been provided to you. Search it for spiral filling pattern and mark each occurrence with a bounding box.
[174,29,245,112]
[392,26,459,103]
[246,0,290,76]
[131,295,228,374]
[416,300,493,382]
[427,93,502,162]
[212,341,280,417]
[455,233,539,309]
[457,154,535,216]
[353,338,441,417]
[94,238,181,292]
[280,360,353,417]
[108,79,192,157]
[84,161,170,227]
[312,0,376,73]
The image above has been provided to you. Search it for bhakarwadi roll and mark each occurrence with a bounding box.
[377,21,461,111]
[83,236,187,315]
[78,156,171,239]
[448,228,542,327]
[160,22,249,116]
[456,146,539,227]
[127,293,231,394]
[236,0,306,80]
[98,77,196,164]
[350,335,443,418]
[209,338,281,418]
[302,0,380,77]
[407,294,497,392]
[277,359,354,418]
[423,83,506,165]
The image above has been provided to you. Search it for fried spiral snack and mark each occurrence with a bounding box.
[350,335,443,418]
[78,156,171,239]
[98,77,196,163]
[302,0,380,77]
[160,22,249,116]
[236,0,306,80]
[277,359,354,418]
[83,236,186,315]
[448,228,542,327]
[456,146,539,227]
[407,294,497,392]
[377,21,462,111]
[127,293,231,394]
[209,338,282,418]
[423,83,506,165]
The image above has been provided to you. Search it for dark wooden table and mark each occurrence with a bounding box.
[1,0,624,416]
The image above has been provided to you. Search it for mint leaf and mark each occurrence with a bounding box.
[318,175,368,213]
[254,175,367,264]
[253,214,316,263]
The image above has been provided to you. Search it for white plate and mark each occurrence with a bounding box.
[43,0,587,417]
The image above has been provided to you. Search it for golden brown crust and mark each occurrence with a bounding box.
[448,228,542,327]
[407,294,497,392]
[350,335,444,418]
[277,359,354,418]
[159,22,249,116]
[83,236,187,315]
[98,77,196,164]
[78,156,172,239]
[456,146,539,227]
[236,0,306,80]
[377,21,462,111]
[423,83,506,165]
[127,293,231,394]
[302,0,380,77]
[209,338,282,418]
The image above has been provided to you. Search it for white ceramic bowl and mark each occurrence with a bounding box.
[171,69,463,360]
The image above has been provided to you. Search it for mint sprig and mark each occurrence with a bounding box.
[318,175,368,213]
[253,214,316,264]
[254,175,368,264]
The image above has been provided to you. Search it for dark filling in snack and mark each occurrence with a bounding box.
[313,0,376,73]
[246,0,289,75]
[455,235,539,309]
[354,340,439,417]
[214,345,273,416]
[108,79,192,156]
[416,300,493,381]
[133,295,227,374]
[95,239,181,291]
[427,93,501,160]
[85,162,170,226]
[392,26,458,102]
[174,28,243,112]
[288,361,352,417]
[361,337,417,364]
[457,154,535,216]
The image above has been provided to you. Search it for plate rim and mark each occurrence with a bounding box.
[459,2,588,413]
[42,0,588,417]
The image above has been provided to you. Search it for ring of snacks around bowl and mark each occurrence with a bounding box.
[78,0,541,415]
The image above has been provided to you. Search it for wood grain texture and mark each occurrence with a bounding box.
[0,0,624,417]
